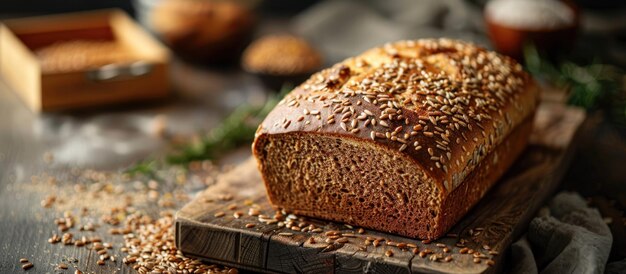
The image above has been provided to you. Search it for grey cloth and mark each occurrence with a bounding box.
[510,192,613,274]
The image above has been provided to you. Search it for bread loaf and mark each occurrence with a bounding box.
[252,39,539,239]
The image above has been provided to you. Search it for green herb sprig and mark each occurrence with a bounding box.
[524,45,626,127]
[166,86,291,165]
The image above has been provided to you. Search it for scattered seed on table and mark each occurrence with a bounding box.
[97,260,104,265]
[22,262,34,270]
[486,259,495,266]
[248,208,260,216]
[214,212,225,218]
[58,263,68,269]
[325,231,339,236]
[473,258,481,264]
[245,223,255,228]
[19,258,28,263]
[385,250,394,257]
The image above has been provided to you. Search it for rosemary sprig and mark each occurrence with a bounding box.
[524,45,626,127]
[166,86,291,165]
[125,159,159,179]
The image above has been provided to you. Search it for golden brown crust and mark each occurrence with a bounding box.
[252,38,539,239]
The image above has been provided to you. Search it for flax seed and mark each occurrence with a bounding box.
[248,208,260,216]
[22,262,34,270]
[325,231,339,236]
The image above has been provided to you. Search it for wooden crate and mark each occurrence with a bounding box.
[0,9,170,112]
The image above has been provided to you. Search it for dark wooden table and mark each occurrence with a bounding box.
[0,59,268,273]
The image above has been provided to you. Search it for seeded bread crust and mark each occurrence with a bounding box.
[252,39,539,239]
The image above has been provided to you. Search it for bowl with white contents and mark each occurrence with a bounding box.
[484,0,580,60]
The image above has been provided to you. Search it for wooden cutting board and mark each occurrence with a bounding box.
[175,103,586,274]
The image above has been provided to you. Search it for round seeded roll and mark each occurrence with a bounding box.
[252,38,540,239]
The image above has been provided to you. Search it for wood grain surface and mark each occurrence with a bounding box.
[176,103,586,274]
[0,61,262,273]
